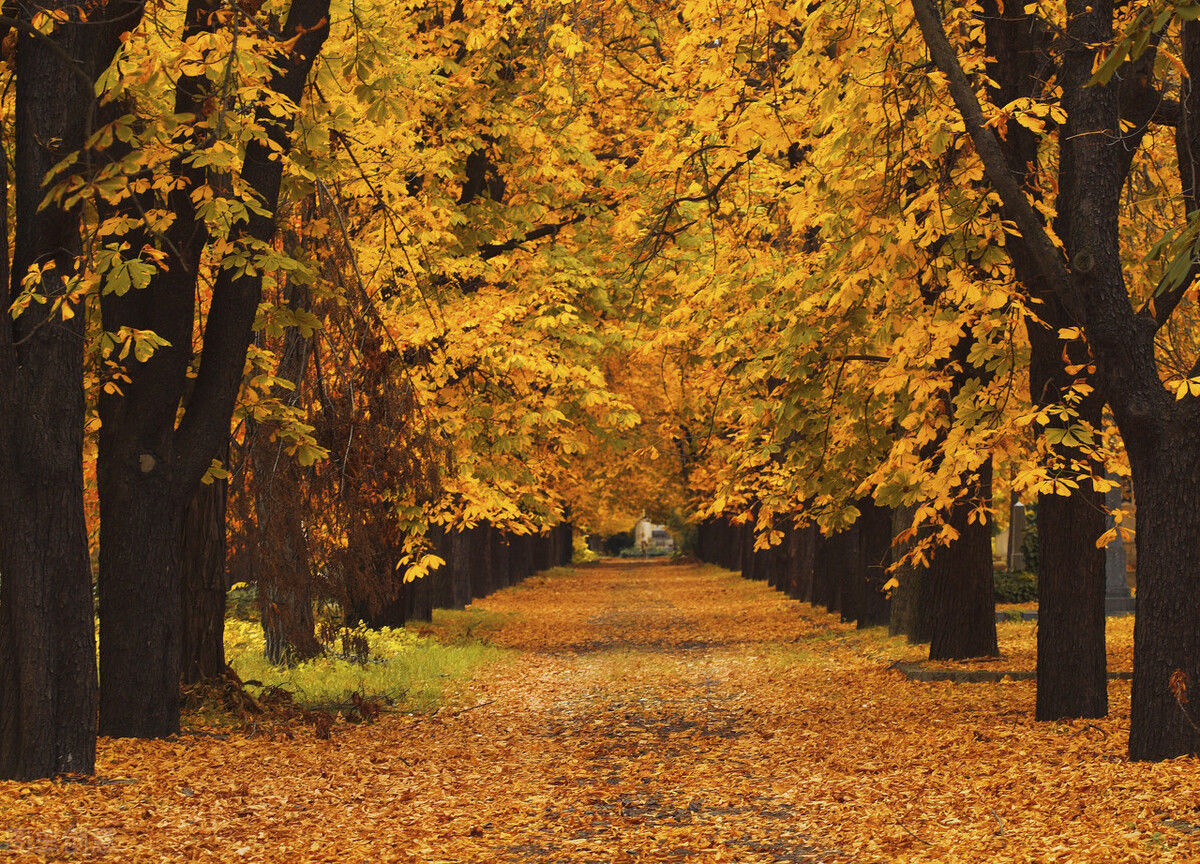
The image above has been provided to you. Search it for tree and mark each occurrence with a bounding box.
[96,0,332,737]
[0,0,145,780]
[912,0,1200,759]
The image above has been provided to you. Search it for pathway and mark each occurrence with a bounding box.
[4,560,1191,863]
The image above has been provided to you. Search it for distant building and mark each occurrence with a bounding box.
[634,517,674,552]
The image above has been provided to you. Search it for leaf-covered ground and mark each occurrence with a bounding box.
[2,561,1194,862]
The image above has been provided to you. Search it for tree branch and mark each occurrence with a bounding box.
[478,213,587,260]
[909,0,1080,321]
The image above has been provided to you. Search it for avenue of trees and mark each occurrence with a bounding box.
[3,0,1200,778]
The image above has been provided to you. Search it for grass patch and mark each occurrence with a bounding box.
[224,617,510,713]
[509,566,576,591]
[417,606,515,645]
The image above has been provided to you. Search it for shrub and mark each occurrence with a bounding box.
[994,569,1038,603]
[223,617,507,711]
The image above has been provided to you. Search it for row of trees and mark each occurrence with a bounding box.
[5,0,1200,779]
[570,0,1200,763]
[0,0,622,780]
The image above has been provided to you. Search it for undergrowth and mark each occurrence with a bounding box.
[224,612,510,714]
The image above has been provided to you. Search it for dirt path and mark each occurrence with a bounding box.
[4,561,1197,863]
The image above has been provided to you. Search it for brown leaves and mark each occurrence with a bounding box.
[1171,669,1189,705]
[3,562,1198,862]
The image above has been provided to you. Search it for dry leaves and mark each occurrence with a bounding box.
[0,561,1191,862]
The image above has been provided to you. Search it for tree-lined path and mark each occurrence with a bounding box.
[4,561,1197,862]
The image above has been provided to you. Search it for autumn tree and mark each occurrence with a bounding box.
[912,0,1200,758]
[0,0,148,780]
[93,0,332,737]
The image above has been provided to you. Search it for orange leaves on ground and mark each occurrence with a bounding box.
[0,562,1192,862]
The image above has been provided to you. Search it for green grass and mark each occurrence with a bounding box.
[508,565,576,592]
[420,606,515,643]
[223,613,511,713]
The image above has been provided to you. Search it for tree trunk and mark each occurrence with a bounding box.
[262,581,321,664]
[345,547,406,629]
[427,524,456,609]
[927,461,998,660]
[0,54,96,773]
[496,525,516,588]
[975,0,1110,719]
[559,524,573,565]
[532,529,552,573]
[450,528,472,608]
[0,0,142,780]
[179,477,229,685]
[96,0,332,737]
[406,569,433,623]
[811,532,834,611]
[858,502,893,629]
[465,520,489,600]
[788,524,815,602]
[838,521,864,624]
[740,523,756,580]
[888,506,926,642]
[1127,428,1200,759]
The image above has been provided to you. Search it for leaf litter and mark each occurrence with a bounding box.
[0,560,1193,862]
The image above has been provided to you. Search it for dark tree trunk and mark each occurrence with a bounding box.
[247,283,321,667]
[837,522,864,625]
[788,524,815,602]
[253,452,321,665]
[492,529,512,586]
[976,0,1109,720]
[427,525,456,609]
[0,0,145,780]
[96,0,332,737]
[740,523,756,581]
[345,547,406,629]
[725,518,742,571]
[1028,267,1108,720]
[927,461,998,660]
[560,524,573,565]
[508,531,536,583]
[858,502,893,629]
[1128,435,1200,759]
[470,524,492,599]
[825,530,849,616]
[1035,486,1107,719]
[811,532,834,611]
[179,477,229,685]
[405,569,433,623]
[888,506,927,642]
[699,519,715,565]
[449,529,472,608]
[262,580,321,663]
[532,530,553,573]
[765,535,783,590]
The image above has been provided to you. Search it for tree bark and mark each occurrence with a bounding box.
[788,524,815,602]
[857,501,893,629]
[811,532,835,611]
[927,460,998,660]
[179,476,229,685]
[0,1,143,777]
[450,528,472,608]
[837,521,864,624]
[977,0,1109,720]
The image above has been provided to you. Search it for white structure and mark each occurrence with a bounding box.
[634,517,674,552]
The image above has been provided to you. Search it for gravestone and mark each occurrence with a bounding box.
[1105,480,1135,615]
[1007,501,1026,572]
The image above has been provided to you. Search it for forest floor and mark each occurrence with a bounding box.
[2,560,1195,863]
